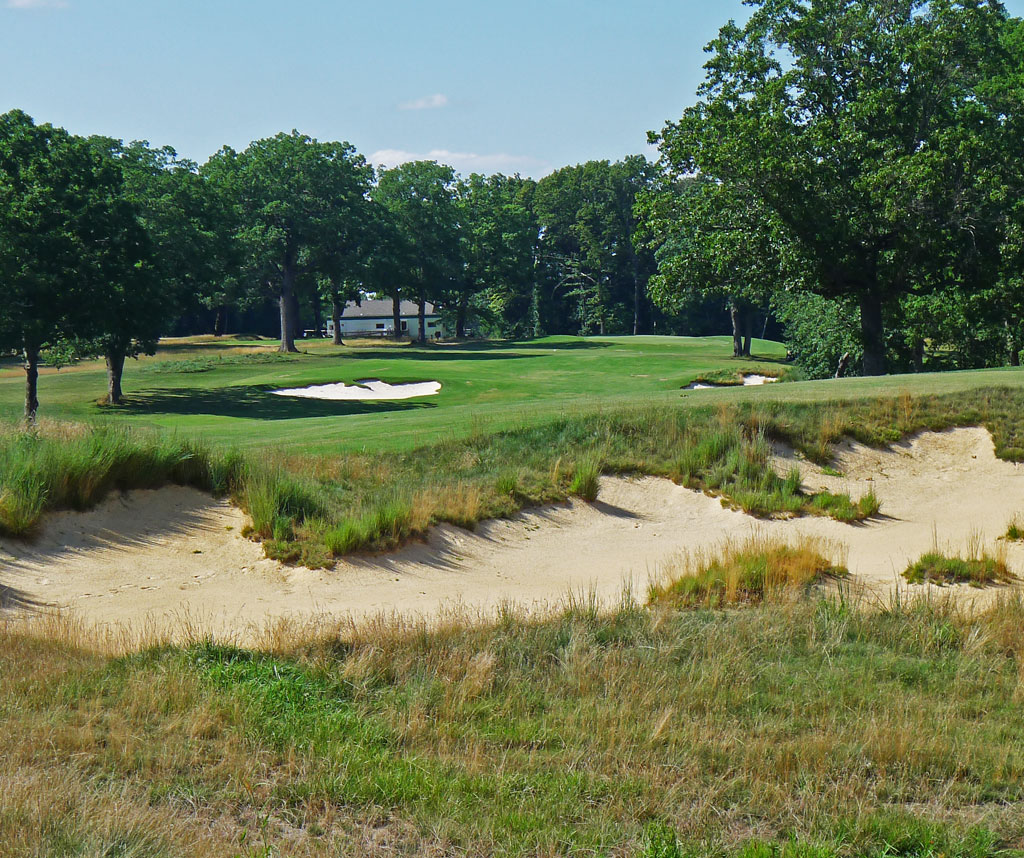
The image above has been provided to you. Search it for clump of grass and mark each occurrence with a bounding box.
[1005,515,1024,541]
[904,530,1016,587]
[323,498,417,556]
[809,488,879,522]
[569,456,601,502]
[242,468,328,540]
[903,552,1015,587]
[649,535,847,608]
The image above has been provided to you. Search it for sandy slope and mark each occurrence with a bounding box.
[2,427,1022,641]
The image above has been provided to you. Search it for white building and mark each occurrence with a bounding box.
[326,299,447,340]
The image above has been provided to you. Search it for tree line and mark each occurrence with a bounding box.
[639,0,1024,377]
[2,111,692,419]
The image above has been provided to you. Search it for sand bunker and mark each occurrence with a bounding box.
[686,374,778,390]
[274,379,441,400]
[2,427,1022,642]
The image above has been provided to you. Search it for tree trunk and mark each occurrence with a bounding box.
[290,290,302,343]
[859,292,887,376]
[417,296,427,345]
[332,299,343,345]
[456,292,468,339]
[742,310,753,357]
[1006,321,1020,366]
[213,305,227,337]
[105,349,126,405]
[632,251,642,336]
[279,254,298,353]
[912,339,925,373]
[729,303,743,357]
[392,293,402,340]
[23,345,39,422]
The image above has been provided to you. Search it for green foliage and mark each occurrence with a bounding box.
[652,1,1024,375]
[534,156,657,336]
[773,293,863,379]
[0,110,154,416]
[208,131,374,352]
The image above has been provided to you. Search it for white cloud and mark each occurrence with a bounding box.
[370,148,552,178]
[7,0,68,7]
[398,93,449,111]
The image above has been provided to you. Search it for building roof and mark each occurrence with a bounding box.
[342,299,437,319]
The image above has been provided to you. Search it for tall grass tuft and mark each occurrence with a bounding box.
[650,534,847,608]
[569,455,601,502]
[903,552,1015,587]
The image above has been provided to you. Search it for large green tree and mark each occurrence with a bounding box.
[637,175,786,357]
[0,111,150,418]
[453,173,538,339]
[373,162,460,343]
[654,0,1022,375]
[86,139,224,403]
[209,131,373,352]
[534,157,656,336]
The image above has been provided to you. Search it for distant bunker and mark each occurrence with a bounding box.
[273,379,442,401]
[685,374,779,391]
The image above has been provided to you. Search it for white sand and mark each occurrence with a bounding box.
[685,373,778,390]
[2,427,1021,642]
[274,379,441,400]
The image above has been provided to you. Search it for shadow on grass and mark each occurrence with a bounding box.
[328,349,545,363]
[116,386,439,421]
[446,339,615,352]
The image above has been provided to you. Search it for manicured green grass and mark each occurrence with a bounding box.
[0,335,788,453]
[3,590,1023,856]
[5,334,1024,460]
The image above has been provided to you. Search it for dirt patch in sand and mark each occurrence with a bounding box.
[2,428,1022,642]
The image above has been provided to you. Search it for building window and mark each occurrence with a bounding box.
[376,323,385,329]
[401,321,408,331]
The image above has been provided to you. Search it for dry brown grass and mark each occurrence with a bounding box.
[3,555,1024,856]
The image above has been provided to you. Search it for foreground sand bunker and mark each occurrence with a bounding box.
[273,379,441,400]
[2,428,1022,642]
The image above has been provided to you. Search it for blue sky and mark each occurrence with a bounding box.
[3,0,1023,177]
